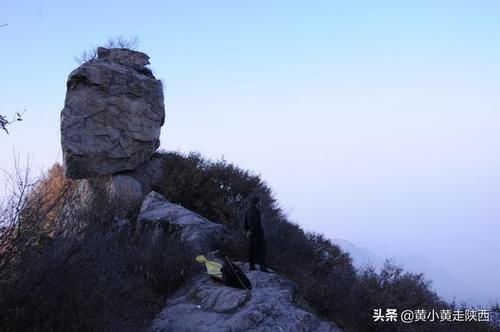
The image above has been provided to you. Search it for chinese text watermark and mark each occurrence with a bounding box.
[373,308,491,323]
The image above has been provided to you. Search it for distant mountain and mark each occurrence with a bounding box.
[331,238,385,269]
[331,238,487,304]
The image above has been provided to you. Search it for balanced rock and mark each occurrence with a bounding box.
[61,47,165,179]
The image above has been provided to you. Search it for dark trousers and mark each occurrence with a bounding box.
[248,234,266,266]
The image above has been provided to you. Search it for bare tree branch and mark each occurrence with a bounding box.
[1,110,24,134]
[0,156,74,272]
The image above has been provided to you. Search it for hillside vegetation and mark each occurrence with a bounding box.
[0,151,496,331]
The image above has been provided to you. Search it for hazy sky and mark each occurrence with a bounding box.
[1,1,499,304]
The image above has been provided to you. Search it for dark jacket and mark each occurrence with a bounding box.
[244,206,263,236]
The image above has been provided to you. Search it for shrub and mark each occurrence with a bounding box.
[0,166,196,331]
[2,152,496,331]
[1,227,195,331]
[75,36,140,64]
[155,150,496,331]
[157,152,359,326]
[157,151,267,226]
[0,161,72,275]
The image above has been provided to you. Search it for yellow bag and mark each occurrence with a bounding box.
[196,255,223,280]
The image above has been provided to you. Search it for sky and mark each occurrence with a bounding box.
[1,1,499,304]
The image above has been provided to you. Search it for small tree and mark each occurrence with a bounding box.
[75,36,140,64]
[0,158,70,273]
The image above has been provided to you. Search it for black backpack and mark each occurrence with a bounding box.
[221,256,252,290]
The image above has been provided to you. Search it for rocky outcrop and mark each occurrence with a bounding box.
[61,47,165,179]
[137,192,342,331]
[137,192,226,253]
[58,47,341,332]
[59,174,144,230]
[149,265,342,332]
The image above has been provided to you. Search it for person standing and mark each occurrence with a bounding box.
[244,196,268,272]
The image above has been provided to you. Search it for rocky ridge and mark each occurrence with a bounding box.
[59,47,342,331]
[150,265,341,332]
[139,191,342,332]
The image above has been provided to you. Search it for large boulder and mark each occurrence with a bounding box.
[149,265,342,332]
[61,47,165,179]
[137,192,226,253]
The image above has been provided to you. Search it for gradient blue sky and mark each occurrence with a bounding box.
[1,1,499,304]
